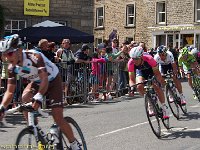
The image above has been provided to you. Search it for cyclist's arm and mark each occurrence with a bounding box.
[153,66,165,86]
[1,65,16,108]
[36,54,49,95]
[128,59,136,86]
[129,72,136,86]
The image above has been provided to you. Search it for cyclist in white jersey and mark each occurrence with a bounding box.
[154,46,187,105]
[0,34,82,150]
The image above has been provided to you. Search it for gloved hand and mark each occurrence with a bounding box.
[32,93,43,110]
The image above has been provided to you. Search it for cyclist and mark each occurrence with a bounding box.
[128,46,169,119]
[154,46,187,105]
[191,48,200,64]
[0,34,82,150]
[178,47,200,99]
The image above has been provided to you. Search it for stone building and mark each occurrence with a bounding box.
[94,0,200,49]
[0,0,93,41]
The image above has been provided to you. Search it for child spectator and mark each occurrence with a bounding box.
[89,53,107,101]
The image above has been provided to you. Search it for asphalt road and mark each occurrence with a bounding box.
[0,81,200,150]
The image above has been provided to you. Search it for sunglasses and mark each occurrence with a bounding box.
[3,48,18,57]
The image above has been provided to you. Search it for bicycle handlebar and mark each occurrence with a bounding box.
[6,102,49,118]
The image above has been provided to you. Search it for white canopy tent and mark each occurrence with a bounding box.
[32,20,64,27]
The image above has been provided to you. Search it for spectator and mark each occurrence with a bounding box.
[56,39,78,103]
[111,38,119,54]
[104,46,124,100]
[38,39,57,63]
[48,42,57,53]
[117,45,130,95]
[108,28,118,46]
[139,42,147,52]
[89,52,107,101]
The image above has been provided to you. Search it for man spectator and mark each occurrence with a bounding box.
[56,39,78,103]
[74,44,91,62]
[108,28,118,46]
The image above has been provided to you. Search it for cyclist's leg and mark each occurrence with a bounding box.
[187,72,193,89]
[135,70,145,96]
[48,74,76,143]
[153,83,165,104]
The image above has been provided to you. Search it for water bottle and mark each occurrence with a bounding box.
[49,124,60,145]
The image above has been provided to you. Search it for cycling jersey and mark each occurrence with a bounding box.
[128,54,157,79]
[154,51,174,74]
[178,52,196,70]
[154,51,175,65]
[8,49,59,83]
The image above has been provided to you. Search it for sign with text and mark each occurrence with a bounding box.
[24,0,49,16]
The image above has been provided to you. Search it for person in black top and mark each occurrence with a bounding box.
[37,39,57,63]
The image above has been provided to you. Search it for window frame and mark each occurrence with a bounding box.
[4,20,27,33]
[195,0,200,22]
[95,37,103,47]
[96,6,104,28]
[125,3,136,27]
[156,1,166,25]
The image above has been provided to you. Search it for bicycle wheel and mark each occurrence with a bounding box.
[15,127,48,150]
[144,94,161,138]
[166,86,180,119]
[59,117,87,150]
[178,97,187,114]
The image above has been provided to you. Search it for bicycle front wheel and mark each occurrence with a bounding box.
[166,86,180,119]
[15,127,47,150]
[144,94,161,138]
[59,116,87,150]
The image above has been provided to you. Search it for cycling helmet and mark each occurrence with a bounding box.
[0,34,21,53]
[129,46,144,58]
[191,48,199,57]
[181,47,189,55]
[157,45,167,53]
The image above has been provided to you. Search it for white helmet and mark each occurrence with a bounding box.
[129,46,144,58]
[190,48,199,57]
[0,34,21,52]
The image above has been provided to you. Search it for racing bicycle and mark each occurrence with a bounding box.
[132,76,170,138]
[5,102,87,150]
[164,73,187,120]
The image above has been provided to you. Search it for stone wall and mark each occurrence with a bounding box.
[94,0,198,48]
[0,0,94,34]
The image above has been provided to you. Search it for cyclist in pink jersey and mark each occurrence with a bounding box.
[128,46,169,119]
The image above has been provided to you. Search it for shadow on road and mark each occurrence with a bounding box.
[161,127,200,140]
[179,111,200,121]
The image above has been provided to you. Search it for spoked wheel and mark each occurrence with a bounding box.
[15,127,48,150]
[178,97,187,114]
[144,94,161,138]
[166,87,180,119]
[59,117,87,150]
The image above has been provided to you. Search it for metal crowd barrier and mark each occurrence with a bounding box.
[0,61,130,107]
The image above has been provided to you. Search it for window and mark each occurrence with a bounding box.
[4,20,26,35]
[195,0,200,22]
[54,21,67,26]
[96,38,103,46]
[96,7,104,28]
[126,37,134,43]
[156,1,166,24]
[126,4,135,26]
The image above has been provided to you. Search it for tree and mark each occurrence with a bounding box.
[0,4,5,38]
